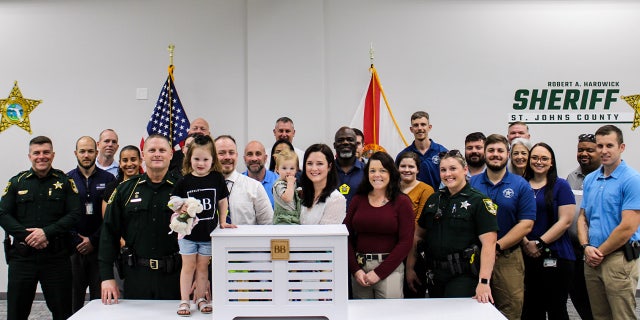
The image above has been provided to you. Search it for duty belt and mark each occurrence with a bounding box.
[137,257,166,270]
[135,252,180,271]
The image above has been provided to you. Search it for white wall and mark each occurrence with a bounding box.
[1,0,639,292]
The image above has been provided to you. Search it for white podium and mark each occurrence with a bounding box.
[211,224,349,320]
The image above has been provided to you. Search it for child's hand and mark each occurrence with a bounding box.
[220,222,237,229]
[285,175,296,184]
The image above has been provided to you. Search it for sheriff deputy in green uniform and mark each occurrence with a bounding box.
[99,134,181,303]
[406,150,498,303]
[0,136,81,320]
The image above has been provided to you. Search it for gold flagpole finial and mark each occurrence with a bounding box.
[168,44,175,66]
[369,43,375,66]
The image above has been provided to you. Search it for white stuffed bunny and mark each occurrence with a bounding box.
[168,196,204,237]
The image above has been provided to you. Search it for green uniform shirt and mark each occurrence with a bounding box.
[99,172,179,280]
[0,168,81,241]
[418,183,498,260]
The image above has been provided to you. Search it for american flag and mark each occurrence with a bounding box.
[146,68,190,150]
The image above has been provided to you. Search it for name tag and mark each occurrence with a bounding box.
[130,198,142,203]
[96,183,106,190]
[543,258,557,268]
[85,203,94,215]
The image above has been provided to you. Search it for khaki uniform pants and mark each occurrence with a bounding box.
[492,247,524,320]
[351,260,404,299]
[584,251,639,320]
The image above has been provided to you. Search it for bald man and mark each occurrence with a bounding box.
[170,118,212,174]
[67,136,115,313]
[96,129,120,177]
[243,140,278,207]
[189,118,211,136]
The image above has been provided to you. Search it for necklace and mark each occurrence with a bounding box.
[533,188,543,199]
[368,195,389,206]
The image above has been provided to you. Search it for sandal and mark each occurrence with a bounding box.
[177,300,191,317]
[196,297,212,314]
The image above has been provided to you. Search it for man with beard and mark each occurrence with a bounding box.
[67,136,115,313]
[565,133,600,320]
[470,134,535,320]
[243,140,278,208]
[215,135,273,225]
[464,132,486,176]
[396,111,447,189]
[96,129,120,177]
[333,127,365,207]
[567,133,600,190]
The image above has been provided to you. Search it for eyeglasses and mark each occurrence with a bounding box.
[530,155,551,163]
[578,133,595,143]
[438,149,463,159]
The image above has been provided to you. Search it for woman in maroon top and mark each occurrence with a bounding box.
[344,151,415,299]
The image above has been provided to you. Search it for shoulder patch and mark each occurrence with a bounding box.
[69,179,79,194]
[2,182,10,196]
[107,188,117,204]
[482,198,497,215]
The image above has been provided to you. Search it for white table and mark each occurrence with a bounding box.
[70,298,507,319]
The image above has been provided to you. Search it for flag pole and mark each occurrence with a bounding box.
[374,69,409,146]
[167,44,175,145]
[369,44,408,147]
[369,43,378,146]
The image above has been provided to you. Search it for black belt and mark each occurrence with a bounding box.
[136,257,166,270]
[136,253,180,270]
[356,253,389,262]
[613,240,640,253]
[431,260,450,270]
[429,258,471,274]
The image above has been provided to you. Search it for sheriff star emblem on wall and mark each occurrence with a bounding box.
[0,81,42,134]
[620,95,640,130]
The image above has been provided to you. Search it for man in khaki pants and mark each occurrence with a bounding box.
[578,125,640,320]
[470,134,536,320]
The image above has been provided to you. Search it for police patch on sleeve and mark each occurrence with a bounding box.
[482,199,497,215]
[107,189,117,205]
[2,182,10,196]
[339,183,350,195]
[69,179,79,194]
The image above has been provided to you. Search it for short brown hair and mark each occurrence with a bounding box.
[595,125,623,145]
[29,136,52,146]
[484,134,509,151]
[411,111,430,121]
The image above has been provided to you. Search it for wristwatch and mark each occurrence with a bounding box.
[495,243,503,254]
[581,243,592,249]
[479,278,489,285]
